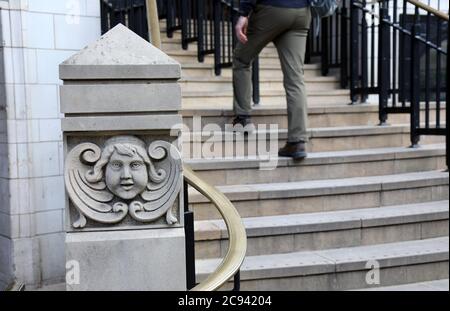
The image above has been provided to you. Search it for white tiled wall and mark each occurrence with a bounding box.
[0,0,100,289]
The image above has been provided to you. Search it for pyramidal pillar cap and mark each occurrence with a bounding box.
[59,24,181,81]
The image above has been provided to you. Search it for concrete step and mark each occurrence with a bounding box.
[355,279,449,291]
[180,62,322,78]
[179,76,340,92]
[162,38,278,54]
[164,47,286,65]
[186,144,447,186]
[182,124,446,157]
[189,170,449,220]
[182,103,446,130]
[194,201,449,258]
[182,89,351,107]
[196,237,449,291]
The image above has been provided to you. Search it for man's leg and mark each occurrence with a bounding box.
[273,8,311,144]
[233,6,284,116]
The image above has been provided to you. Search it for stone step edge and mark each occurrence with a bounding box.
[194,200,449,241]
[182,102,445,117]
[179,76,339,83]
[189,170,449,203]
[180,63,321,70]
[182,89,350,97]
[195,237,449,280]
[183,124,447,142]
[185,144,446,171]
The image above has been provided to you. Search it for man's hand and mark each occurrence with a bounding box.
[235,16,249,44]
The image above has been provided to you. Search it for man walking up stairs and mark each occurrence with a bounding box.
[232,0,311,160]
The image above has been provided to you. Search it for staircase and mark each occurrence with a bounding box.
[160,22,449,291]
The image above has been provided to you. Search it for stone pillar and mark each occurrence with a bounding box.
[59,24,186,291]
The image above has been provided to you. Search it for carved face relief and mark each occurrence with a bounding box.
[64,136,182,229]
[105,148,149,200]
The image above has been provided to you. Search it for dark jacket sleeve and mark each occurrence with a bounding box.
[239,0,257,16]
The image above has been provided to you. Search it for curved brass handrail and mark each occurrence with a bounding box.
[183,165,247,291]
[406,0,449,21]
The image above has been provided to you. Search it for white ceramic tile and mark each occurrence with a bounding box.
[38,232,65,282]
[0,178,10,214]
[2,84,16,119]
[26,84,58,119]
[16,143,30,178]
[13,119,40,143]
[31,176,64,213]
[0,48,14,83]
[11,47,25,84]
[23,48,37,84]
[21,11,54,49]
[8,9,23,47]
[0,212,11,237]
[14,84,27,120]
[8,178,31,215]
[12,237,40,284]
[35,210,62,235]
[29,141,61,177]
[19,212,33,237]
[85,0,100,17]
[38,119,62,142]
[54,15,100,50]
[0,236,12,276]
[7,143,17,179]
[27,0,87,15]
[35,49,75,84]
[1,9,12,47]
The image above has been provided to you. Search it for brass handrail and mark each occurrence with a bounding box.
[183,165,247,291]
[406,0,449,21]
[146,0,162,48]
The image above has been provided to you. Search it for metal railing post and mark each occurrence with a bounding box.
[447,27,449,170]
[213,0,222,76]
[410,10,421,148]
[340,5,349,89]
[184,179,197,290]
[350,0,359,104]
[378,5,391,125]
[181,0,189,50]
[252,57,260,105]
[321,17,330,76]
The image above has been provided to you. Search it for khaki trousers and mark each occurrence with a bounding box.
[233,5,311,142]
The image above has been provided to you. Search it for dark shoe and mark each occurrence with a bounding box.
[228,115,255,133]
[278,141,307,160]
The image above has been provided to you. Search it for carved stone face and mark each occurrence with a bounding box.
[105,150,149,200]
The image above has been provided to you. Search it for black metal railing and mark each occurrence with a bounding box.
[304,1,351,89]
[350,0,448,166]
[101,0,149,39]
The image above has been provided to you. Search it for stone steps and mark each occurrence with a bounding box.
[182,124,446,157]
[195,237,449,291]
[182,89,351,107]
[186,144,447,186]
[179,75,340,92]
[356,279,449,291]
[180,62,321,78]
[162,38,278,55]
[194,201,449,258]
[189,170,449,220]
[158,26,449,291]
[181,103,446,130]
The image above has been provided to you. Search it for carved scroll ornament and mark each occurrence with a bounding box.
[64,136,182,228]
